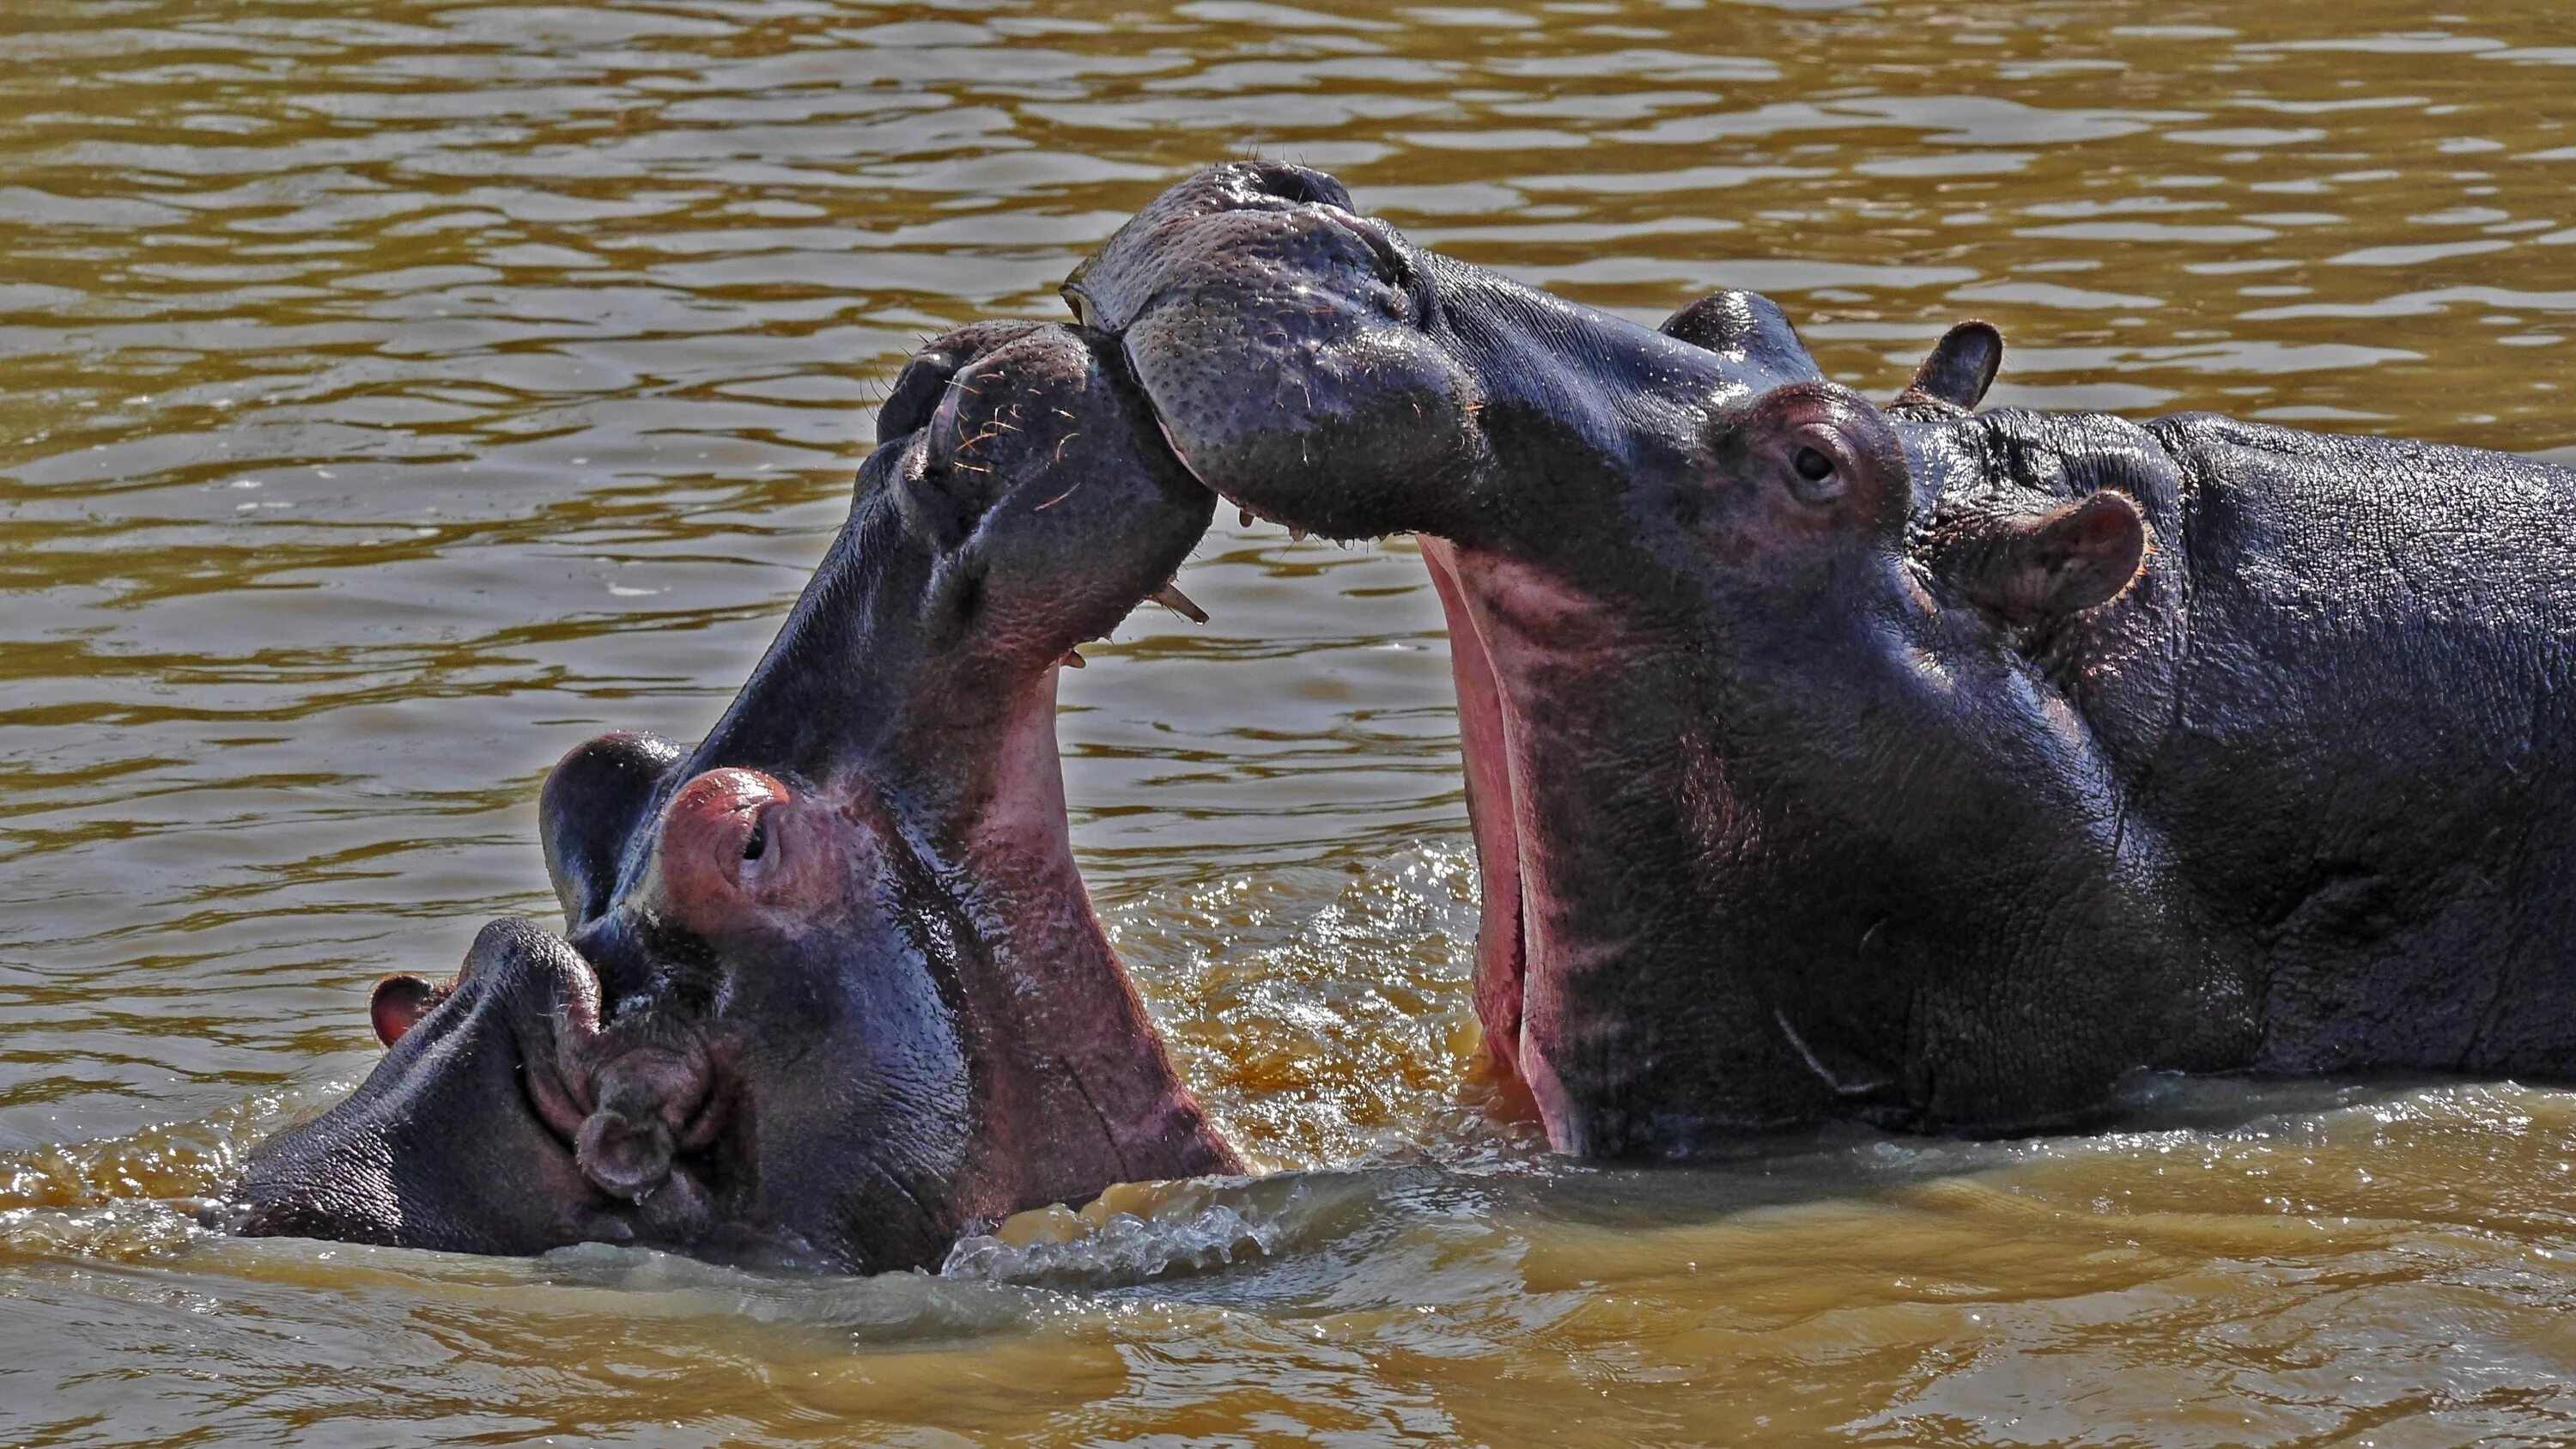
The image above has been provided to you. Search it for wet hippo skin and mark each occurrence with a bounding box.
[220,322,1238,1269]
[1073,161,2576,1158]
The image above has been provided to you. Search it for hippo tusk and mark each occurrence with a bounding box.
[1149,582,1207,624]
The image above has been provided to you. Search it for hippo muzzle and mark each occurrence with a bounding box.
[223,916,721,1254]
[1065,161,1827,551]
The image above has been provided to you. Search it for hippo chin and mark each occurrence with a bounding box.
[222,321,1236,1269]
[1072,161,2576,1157]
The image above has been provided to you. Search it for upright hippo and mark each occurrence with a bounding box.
[1070,161,2576,1157]
[222,321,1238,1268]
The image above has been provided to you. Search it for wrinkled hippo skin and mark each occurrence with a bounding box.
[1073,161,2576,1157]
[222,321,1237,1269]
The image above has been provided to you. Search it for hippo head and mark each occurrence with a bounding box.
[222,321,1236,1269]
[1075,165,2232,1155]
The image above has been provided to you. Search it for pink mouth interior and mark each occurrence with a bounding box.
[1418,537,1531,1098]
[1140,406,1542,1113]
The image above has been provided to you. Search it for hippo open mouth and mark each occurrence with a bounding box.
[224,321,1238,1270]
[1071,165,2275,1156]
[1066,165,1869,1151]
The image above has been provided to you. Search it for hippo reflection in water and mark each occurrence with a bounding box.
[222,322,1236,1270]
[1072,162,2576,1159]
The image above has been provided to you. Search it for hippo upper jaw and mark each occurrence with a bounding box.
[228,324,1236,1269]
[1067,161,1824,558]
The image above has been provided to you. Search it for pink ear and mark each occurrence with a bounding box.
[370,974,442,1048]
[1935,490,2150,625]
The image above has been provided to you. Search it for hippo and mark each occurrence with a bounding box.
[220,321,1239,1269]
[1066,161,2576,1158]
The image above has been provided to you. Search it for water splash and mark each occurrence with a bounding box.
[941,1176,1308,1288]
[1106,841,1546,1172]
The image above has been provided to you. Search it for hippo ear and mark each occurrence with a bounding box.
[541,732,687,928]
[1892,321,2003,419]
[1936,490,2149,626]
[369,974,443,1048]
[1660,290,1820,381]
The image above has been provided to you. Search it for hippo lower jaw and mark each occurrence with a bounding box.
[1414,536,1714,1151]
[1419,540,1535,1087]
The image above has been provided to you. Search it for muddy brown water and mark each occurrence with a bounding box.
[3,0,2574,1442]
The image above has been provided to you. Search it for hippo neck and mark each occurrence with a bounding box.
[927,667,1237,1206]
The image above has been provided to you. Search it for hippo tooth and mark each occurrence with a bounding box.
[1288,528,1309,543]
[1239,507,1255,528]
[1061,648,1086,668]
[1149,582,1208,624]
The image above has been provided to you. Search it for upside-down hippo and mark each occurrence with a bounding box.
[1068,161,2576,1157]
[219,321,1237,1269]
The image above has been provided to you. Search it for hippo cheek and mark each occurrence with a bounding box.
[702,945,982,1275]
[551,892,985,1275]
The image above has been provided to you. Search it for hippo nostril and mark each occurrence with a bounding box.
[879,349,963,441]
[569,1045,714,1202]
[1321,209,1410,291]
[1062,283,1098,331]
[1246,161,1352,210]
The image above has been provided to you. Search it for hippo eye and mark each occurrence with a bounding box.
[1786,442,1847,505]
[741,817,769,862]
